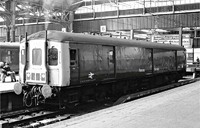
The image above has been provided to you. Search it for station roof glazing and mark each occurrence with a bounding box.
[0,0,199,38]
[75,0,200,14]
[0,0,199,22]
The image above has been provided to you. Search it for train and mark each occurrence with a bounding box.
[0,42,20,74]
[185,38,200,77]
[186,48,200,72]
[13,30,186,107]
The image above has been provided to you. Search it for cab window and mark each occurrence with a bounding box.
[48,47,58,66]
[32,48,42,65]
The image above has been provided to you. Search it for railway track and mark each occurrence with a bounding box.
[0,76,198,128]
[0,106,72,128]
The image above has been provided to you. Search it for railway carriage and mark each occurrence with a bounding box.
[14,30,186,107]
[0,42,20,73]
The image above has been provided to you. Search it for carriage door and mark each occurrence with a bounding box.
[103,46,115,78]
[70,49,79,85]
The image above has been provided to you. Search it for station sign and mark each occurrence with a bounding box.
[153,34,191,48]
[100,25,106,33]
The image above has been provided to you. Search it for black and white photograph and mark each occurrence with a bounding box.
[0,0,200,127]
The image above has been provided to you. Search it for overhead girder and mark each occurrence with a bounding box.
[0,0,198,32]
[0,0,83,29]
[0,0,178,27]
[0,1,11,25]
[79,0,150,7]
[15,1,73,26]
[0,0,82,42]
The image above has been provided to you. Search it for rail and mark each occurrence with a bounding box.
[0,107,72,128]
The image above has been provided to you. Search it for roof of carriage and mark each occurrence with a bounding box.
[0,42,20,48]
[24,30,185,51]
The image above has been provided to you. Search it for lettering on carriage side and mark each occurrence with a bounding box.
[80,79,96,84]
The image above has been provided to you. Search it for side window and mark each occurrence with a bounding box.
[70,49,77,66]
[7,50,12,63]
[48,47,58,66]
[21,49,25,65]
[2,50,11,63]
[12,49,19,64]
[108,50,114,63]
[21,49,29,65]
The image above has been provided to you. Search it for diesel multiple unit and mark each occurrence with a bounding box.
[14,30,186,107]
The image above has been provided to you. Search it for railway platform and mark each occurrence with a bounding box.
[0,75,19,93]
[0,75,23,113]
[42,78,200,128]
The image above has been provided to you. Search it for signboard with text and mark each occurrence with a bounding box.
[153,34,192,48]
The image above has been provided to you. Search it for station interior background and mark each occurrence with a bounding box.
[0,0,200,49]
[0,2,200,127]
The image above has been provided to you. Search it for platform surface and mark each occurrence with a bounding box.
[0,75,19,93]
[43,80,200,128]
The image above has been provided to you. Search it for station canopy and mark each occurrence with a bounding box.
[0,0,197,23]
[0,0,199,41]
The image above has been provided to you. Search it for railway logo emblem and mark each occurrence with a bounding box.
[88,72,94,79]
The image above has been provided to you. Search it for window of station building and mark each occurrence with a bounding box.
[48,47,58,66]
[32,48,42,65]
[193,38,200,48]
[187,53,193,61]
[70,49,77,66]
